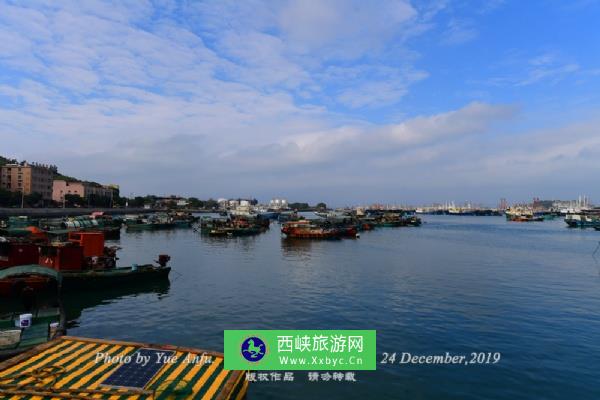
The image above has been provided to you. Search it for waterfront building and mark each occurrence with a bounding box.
[52,179,116,203]
[0,161,57,200]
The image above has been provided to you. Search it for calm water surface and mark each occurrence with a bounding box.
[65,215,600,399]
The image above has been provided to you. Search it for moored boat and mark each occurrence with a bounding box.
[200,215,268,237]
[281,220,341,239]
[564,214,600,228]
[1,232,172,292]
[0,265,65,360]
[125,213,177,231]
[511,214,544,222]
[278,210,301,222]
[505,208,544,222]
[59,262,171,291]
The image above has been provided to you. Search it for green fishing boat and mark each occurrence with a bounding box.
[60,264,171,291]
[0,266,66,360]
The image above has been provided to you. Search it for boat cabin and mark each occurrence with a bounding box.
[0,239,39,269]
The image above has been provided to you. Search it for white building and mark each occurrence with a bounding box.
[269,198,288,210]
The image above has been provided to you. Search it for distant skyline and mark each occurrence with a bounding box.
[2,1,600,206]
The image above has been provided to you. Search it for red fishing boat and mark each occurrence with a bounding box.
[0,232,170,294]
[281,221,341,239]
[0,238,40,269]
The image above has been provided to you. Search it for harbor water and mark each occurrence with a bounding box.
[65,215,600,399]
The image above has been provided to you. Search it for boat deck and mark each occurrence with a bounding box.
[0,336,247,399]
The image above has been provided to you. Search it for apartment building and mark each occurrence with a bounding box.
[0,162,57,200]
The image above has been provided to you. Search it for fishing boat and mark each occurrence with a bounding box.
[125,219,155,231]
[534,211,557,221]
[0,336,247,399]
[0,217,42,238]
[0,265,65,360]
[359,220,376,230]
[316,209,360,221]
[125,214,177,231]
[448,207,475,216]
[170,212,197,228]
[399,214,422,226]
[59,262,171,291]
[505,208,544,222]
[38,233,172,291]
[200,215,267,237]
[1,232,171,291]
[278,210,301,223]
[564,214,600,228]
[510,215,544,222]
[372,212,422,227]
[90,212,123,227]
[256,208,279,220]
[63,219,121,240]
[0,238,40,269]
[281,220,341,239]
[2,216,121,240]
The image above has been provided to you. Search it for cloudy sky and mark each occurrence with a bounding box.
[1,0,600,206]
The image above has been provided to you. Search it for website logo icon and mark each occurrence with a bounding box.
[241,337,266,362]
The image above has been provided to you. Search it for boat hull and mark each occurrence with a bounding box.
[61,266,171,291]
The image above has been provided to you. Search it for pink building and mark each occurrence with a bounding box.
[52,180,115,203]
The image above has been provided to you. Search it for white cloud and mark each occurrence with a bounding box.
[486,51,582,87]
[441,19,478,45]
[331,65,428,108]
[278,0,417,59]
[1,1,599,203]
[517,55,580,86]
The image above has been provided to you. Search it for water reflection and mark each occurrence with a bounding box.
[280,238,315,259]
[63,280,170,328]
[199,234,261,253]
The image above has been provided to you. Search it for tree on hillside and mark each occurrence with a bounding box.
[187,197,204,208]
[24,192,43,207]
[0,188,21,207]
[64,194,84,207]
[288,202,310,210]
[204,198,219,209]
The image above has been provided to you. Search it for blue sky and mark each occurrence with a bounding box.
[1,0,600,206]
